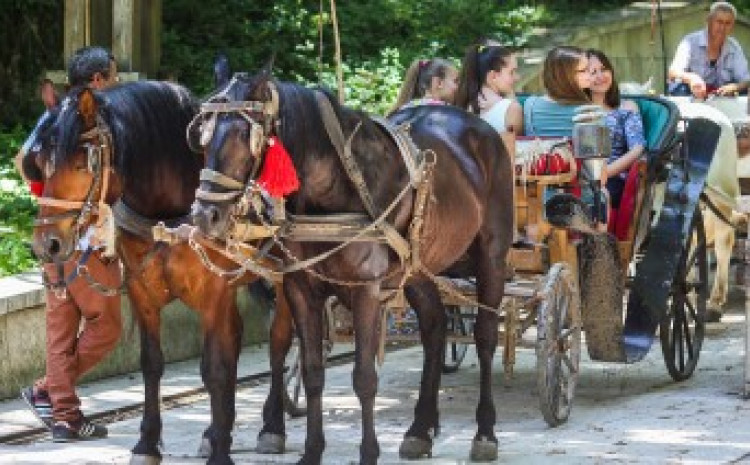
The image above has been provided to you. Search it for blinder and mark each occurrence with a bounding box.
[187,78,279,162]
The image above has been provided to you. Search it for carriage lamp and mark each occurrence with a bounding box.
[572,105,611,182]
[573,106,611,226]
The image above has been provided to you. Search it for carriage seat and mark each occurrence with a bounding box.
[608,96,679,240]
[513,95,679,242]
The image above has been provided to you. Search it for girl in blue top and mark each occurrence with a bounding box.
[523,46,592,137]
[586,49,646,209]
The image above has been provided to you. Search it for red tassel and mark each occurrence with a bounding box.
[29,181,44,197]
[257,136,300,198]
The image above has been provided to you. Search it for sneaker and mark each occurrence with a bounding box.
[20,386,53,429]
[705,309,723,323]
[52,417,108,442]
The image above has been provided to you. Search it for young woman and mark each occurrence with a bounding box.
[587,48,646,209]
[389,58,459,114]
[523,45,592,136]
[455,42,523,139]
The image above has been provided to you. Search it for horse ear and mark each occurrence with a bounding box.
[214,53,231,89]
[259,55,275,79]
[78,88,98,128]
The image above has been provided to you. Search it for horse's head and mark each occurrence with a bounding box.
[190,65,279,239]
[32,87,121,263]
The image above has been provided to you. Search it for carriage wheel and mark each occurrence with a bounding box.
[283,343,307,418]
[660,208,707,381]
[536,262,582,427]
[283,303,334,417]
[442,305,474,373]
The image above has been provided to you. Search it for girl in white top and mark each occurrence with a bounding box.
[389,58,459,115]
[456,42,523,150]
[457,42,524,245]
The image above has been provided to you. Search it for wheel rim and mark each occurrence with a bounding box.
[283,344,306,417]
[537,263,581,427]
[660,209,706,381]
[443,305,472,373]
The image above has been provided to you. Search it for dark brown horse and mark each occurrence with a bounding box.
[29,82,294,465]
[192,68,513,464]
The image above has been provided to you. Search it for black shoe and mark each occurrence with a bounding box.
[20,386,53,429]
[52,418,108,442]
[705,309,723,323]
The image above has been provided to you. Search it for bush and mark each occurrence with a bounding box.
[318,48,404,115]
[0,126,37,277]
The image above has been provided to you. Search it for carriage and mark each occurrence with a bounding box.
[230,93,720,428]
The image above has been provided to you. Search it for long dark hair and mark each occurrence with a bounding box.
[586,48,621,108]
[390,58,455,114]
[542,46,590,105]
[456,41,514,114]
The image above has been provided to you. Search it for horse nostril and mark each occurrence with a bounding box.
[208,206,221,226]
[47,236,62,257]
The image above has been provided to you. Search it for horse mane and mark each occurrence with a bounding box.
[271,80,399,213]
[54,81,201,198]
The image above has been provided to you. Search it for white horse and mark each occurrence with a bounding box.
[618,79,745,318]
[666,97,747,318]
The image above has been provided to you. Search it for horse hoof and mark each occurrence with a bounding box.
[129,454,162,465]
[398,436,432,459]
[256,432,286,454]
[197,436,212,458]
[470,437,498,462]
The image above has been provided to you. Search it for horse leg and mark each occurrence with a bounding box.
[258,279,293,453]
[284,275,326,465]
[199,287,242,465]
[349,284,384,465]
[709,208,734,311]
[470,233,507,462]
[130,308,165,465]
[399,280,446,460]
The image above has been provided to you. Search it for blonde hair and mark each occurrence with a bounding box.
[390,58,455,114]
[542,46,590,105]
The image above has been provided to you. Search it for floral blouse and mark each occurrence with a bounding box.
[606,108,646,179]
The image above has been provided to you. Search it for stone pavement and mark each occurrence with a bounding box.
[0,308,748,464]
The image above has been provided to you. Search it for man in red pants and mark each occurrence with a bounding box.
[18,46,122,442]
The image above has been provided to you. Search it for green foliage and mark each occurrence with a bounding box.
[0,0,63,129]
[319,48,404,115]
[161,0,549,102]
[0,126,37,277]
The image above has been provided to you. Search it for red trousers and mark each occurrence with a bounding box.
[35,251,122,422]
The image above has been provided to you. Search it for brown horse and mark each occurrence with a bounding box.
[29,82,294,465]
[192,69,513,464]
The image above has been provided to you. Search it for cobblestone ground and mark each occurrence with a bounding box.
[1,291,748,464]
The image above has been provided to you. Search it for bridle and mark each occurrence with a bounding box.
[188,76,280,228]
[34,113,115,262]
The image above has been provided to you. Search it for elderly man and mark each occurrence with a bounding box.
[668,1,750,99]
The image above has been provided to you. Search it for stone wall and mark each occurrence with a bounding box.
[0,271,271,400]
